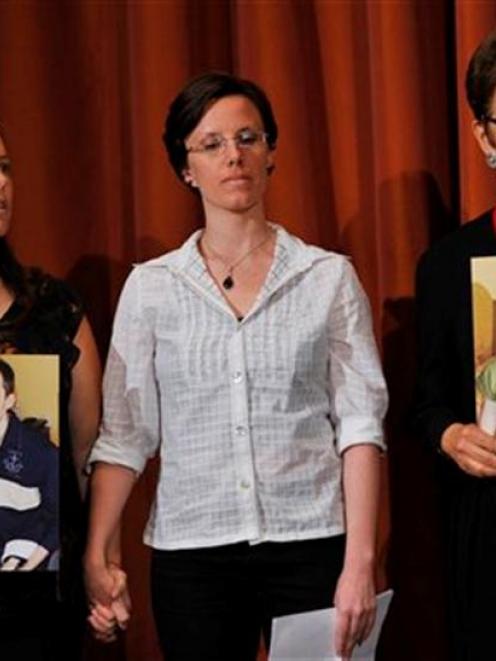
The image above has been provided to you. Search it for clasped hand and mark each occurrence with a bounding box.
[85,561,131,642]
[441,423,496,477]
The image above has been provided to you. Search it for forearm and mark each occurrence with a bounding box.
[341,444,381,571]
[107,524,123,567]
[71,428,99,498]
[70,316,102,499]
[85,462,137,567]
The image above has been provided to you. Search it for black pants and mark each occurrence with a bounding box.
[443,478,496,661]
[150,535,345,661]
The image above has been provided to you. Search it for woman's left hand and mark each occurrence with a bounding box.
[333,564,376,659]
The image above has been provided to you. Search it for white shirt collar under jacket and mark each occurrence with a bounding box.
[90,223,388,551]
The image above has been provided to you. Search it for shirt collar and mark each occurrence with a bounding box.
[154,223,326,271]
[143,223,333,319]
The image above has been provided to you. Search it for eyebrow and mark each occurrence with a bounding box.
[199,125,257,137]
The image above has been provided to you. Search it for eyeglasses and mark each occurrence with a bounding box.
[186,128,268,157]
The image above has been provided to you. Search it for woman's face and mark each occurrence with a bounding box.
[472,88,496,162]
[0,136,13,237]
[182,95,274,216]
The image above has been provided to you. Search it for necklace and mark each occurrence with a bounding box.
[202,229,274,290]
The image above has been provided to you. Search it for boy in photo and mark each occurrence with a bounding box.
[0,359,58,570]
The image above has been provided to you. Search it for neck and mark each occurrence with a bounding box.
[202,203,270,256]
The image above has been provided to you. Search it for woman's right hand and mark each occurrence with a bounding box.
[84,463,137,640]
[441,423,496,477]
[85,560,131,640]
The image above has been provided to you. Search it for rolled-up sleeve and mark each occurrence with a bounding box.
[328,258,388,454]
[88,267,160,474]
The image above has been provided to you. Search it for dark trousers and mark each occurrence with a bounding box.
[443,478,496,661]
[150,535,345,661]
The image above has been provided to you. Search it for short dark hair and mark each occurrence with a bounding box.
[466,29,496,120]
[163,72,278,184]
[0,359,15,396]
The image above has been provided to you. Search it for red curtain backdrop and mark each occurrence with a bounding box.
[0,2,495,659]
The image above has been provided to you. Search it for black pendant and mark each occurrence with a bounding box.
[222,275,234,290]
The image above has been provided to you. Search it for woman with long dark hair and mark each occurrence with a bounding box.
[0,130,101,659]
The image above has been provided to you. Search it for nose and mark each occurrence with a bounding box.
[224,137,243,165]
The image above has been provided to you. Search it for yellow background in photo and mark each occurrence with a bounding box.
[472,257,496,367]
[472,283,494,365]
[0,355,59,445]
[472,257,496,421]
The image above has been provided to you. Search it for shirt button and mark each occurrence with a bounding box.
[232,371,243,383]
[240,480,251,490]
[235,425,247,436]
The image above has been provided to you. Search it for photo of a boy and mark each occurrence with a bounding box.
[0,359,58,571]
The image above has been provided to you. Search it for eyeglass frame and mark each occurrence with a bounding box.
[185,128,269,156]
[482,114,496,126]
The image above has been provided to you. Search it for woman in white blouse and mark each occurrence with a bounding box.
[84,72,388,660]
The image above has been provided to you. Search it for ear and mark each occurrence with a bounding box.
[182,168,197,188]
[5,393,15,412]
[472,118,496,158]
[266,149,275,174]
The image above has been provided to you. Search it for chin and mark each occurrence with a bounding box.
[225,192,261,212]
[204,188,263,214]
[226,203,259,215]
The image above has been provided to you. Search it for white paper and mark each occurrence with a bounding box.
[269,589,393,661]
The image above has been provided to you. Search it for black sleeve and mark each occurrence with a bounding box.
[28,269,84,372]
[411,248,459,450]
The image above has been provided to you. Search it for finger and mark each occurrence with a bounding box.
[360,606,377,643]
[112,598,131,629]
[93,628,117,644]
[89,607,117,632]
[465,442,496,466]
[334,611,351,656]
[88,613,116,637]
[88,616,115,636]
[110,568,128,600]
[343,612,362,656]
[456,444,496,476]
[90,623,117,643]
[461,456,496,478]
[92,603,117,622]
[461,427,496,454]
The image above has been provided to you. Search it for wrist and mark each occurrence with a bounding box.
[83,549,107,570]
[342,548,375,574]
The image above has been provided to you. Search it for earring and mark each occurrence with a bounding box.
[184,175,197,188]
[486,151,496,169]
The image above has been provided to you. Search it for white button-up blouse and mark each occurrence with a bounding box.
[89,224,388,550]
